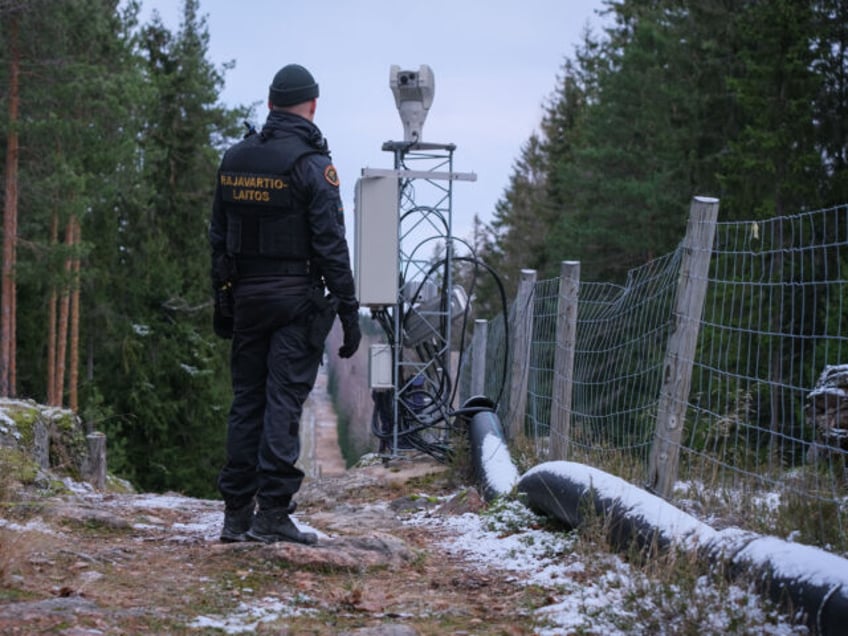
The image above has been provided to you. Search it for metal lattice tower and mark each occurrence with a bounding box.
[358,65,476,460]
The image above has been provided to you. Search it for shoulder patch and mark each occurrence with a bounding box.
[323,164,340,187]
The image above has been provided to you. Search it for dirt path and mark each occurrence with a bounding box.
[0,367,546,634]
[0,454,543,635]
[300,363,347,478]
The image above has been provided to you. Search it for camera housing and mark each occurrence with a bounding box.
[389,64,435,142]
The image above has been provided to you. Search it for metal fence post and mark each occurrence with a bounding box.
[648,196,719,497]
[552,261,580,460]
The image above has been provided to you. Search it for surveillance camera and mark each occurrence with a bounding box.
[389,64,435,143]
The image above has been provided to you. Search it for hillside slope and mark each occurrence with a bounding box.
[0,371,808,635]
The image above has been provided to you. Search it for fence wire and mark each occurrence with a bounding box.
[464,203,848,554]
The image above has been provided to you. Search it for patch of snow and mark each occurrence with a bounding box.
[808,385,847,398]
[41,405,73,418]
[124,493,206,510]
[0,409,20,437]
[752,490,782,513]
[736,535,848,589]
[0,517,63,536]
[188,595,316,634]
[62,477,95,496]
[91,493,327,544]
[481,431,520,495]
[132,324,151,336]
[131,522,162,532]
[172,512,223,541]
[180,363,201,376]
[405,498,807,634]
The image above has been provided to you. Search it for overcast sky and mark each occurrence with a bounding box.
[136,0,607,244]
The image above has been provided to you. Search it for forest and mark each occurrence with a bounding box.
[1,0,846,498]
[478,0,848,308]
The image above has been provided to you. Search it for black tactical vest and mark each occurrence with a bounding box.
[218,133,319,272]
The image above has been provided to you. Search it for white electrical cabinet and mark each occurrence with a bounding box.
[354,175,399,306]
[368,344,393,389]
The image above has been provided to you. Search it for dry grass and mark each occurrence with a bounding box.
[0,524,58,595]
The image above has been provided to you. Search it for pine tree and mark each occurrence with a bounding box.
[0,4,22,397]
[1,0,146,404]
[91,0,246,496]
[2,0,246,496]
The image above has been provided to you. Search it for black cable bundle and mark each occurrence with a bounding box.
[368,246,511,463]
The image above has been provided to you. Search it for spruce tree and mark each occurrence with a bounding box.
[93,0,246,496]
[717,0,823,217]
[1,0,247,496]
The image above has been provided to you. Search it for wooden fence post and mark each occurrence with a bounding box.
[470,318,488,397]
[85,431,107,491]
[648,196,719,497]
[552,261,580,460]
[506,269,536,442]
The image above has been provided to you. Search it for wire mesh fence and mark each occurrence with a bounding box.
[462,200,848,554]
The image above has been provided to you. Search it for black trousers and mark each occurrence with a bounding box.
[217,277,322,510]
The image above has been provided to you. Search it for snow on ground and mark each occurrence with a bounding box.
[188,596,318,634]
[514,460,848,633]
[0,465,817,634]
[62,487,809,634]
[0,517,64,537]
[407,499,809,635]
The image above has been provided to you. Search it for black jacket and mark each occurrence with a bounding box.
[209,110,357,312]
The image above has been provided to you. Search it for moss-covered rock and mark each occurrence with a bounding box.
[47,409,89,480]
[0,399,132,497]
[0,399,50,469]
[0,447,40,485]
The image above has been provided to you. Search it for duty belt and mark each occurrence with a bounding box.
[236,258,311,278]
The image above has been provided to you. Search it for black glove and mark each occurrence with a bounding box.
[338,309,361,359]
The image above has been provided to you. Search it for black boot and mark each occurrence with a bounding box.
[246,506,317,545]
[220,500,297,543]
[220,500,254,543]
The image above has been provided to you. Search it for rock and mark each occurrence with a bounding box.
[46,503,132,531]
[389,495,440,513]
[436,487,485,515]
[0,398,52,469]
[0,595,100,622]
[0,399,101,491]
[308,502,401,534]
[245,531,414,572]
[805,364,848,461]
[338,625,420,636]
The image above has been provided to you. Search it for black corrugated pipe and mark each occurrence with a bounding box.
[465,414,848,634]
[461,396,518,501]
[518,462,848,636]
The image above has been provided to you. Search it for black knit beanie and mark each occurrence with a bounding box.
[268,64,319,107]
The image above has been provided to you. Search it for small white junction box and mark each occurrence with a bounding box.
[369,343,393,389]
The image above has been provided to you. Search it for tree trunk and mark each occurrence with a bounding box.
[54,218,74,407]
[69,216,80,412]
[1,14,20,397]
[47,212,59,405]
